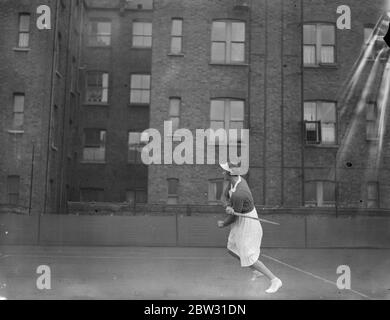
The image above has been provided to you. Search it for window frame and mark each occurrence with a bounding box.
[170,18,183,54]
[211,20,246,64]
[167,178,179,204]
[303,100,337,145]
[304,180,336,207]
[13,93,25,129]
[210,98,245,145]
[132,21,152,48]
[17,13,30,48]
[125,189,147,205]
[127,131,147,164]
[303,22,337,67]
[87,19,112,47]
[130,73,151,105]
[367,181,379,208]
[85,71,109,104]
[169,97,181,133]
[82,128,106,163]
[7,175,20,205]
[208,179,229,205]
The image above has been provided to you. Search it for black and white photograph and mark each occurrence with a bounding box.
[0,0,390,304]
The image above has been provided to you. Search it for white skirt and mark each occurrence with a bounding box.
[227,207,263,267]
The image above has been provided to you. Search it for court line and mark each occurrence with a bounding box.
[4,254,228,260]
[262,254,372,300]
[0,254,10,260]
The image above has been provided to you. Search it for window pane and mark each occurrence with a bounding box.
[303,25,316,44]
[172,19,182,36]
[126,190,135,205]
[169,99,180,116]
[97,22,111,35]
[18,33,29,47]
[367,183,378,199]
[13,94,25,112]
[231,22,245,41]
[102,73,109,87]
[211,21,226,41]
[321,123,336,144]
[141,90,150,103]
[171,37,182,53]
[323,182,335,203]
[144,36,152,47]
[211,42,226,62]
[210,100,225,120]
[130,90,141,103]
[13,113,24,127]
[321,46,334,63]
[304,102,317,121]
[230,101,244,120]
[305,182,317,203]
[321,25,335,44]
[210,121,225,131]
[131,75,142,88]
[133,36,144,47]
[136,190,147,203]
[143,23,152,36]
[231,43,245,62]
[84,129,101,146]
[168,179,178,195]
[19,14,30,31]
[304,45,316,64]
[141,75,150,89]
[318,102,336,122]
[129,132,141,144]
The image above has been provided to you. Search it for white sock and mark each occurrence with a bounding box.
[265,277,282,294]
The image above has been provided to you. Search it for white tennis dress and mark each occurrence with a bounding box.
[226,179,263,267]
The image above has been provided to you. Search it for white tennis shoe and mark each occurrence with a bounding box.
[265,278,282,293]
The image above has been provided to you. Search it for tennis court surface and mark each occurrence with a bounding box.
[0,246,389,300]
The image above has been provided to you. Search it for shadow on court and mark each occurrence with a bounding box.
[0,246,389,300]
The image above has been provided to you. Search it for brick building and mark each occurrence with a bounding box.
[1,0,390,214]
[0,0,83,214]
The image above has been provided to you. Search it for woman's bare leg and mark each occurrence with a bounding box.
[228,250,263,278]
[251,259,282,293]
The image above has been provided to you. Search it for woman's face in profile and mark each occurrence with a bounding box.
[222,170,232,182]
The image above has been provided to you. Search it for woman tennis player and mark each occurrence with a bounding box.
[217,161,283,294]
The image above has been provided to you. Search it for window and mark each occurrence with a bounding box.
[208,179,229,204]
[305,181,335,207]
[303,24,335,65]
[18,13,30,47]
[82,129,106,162]
[130,74,150,104]
[7,175,20,205]
[367,182,379,208]
[88,20,111,46]
[366,102,379,141]
[210,99,244,144]
[211,21,245,63]
[128,132,148,164]
[132,22,152,47]
[167,178,179,204]
[304,101,336,144]
[126,189,147,205]
[169,98,181,132]
[13,93,25,129]
[170,19,183,54]
[86,72,109,103]
[80,188,104,202]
